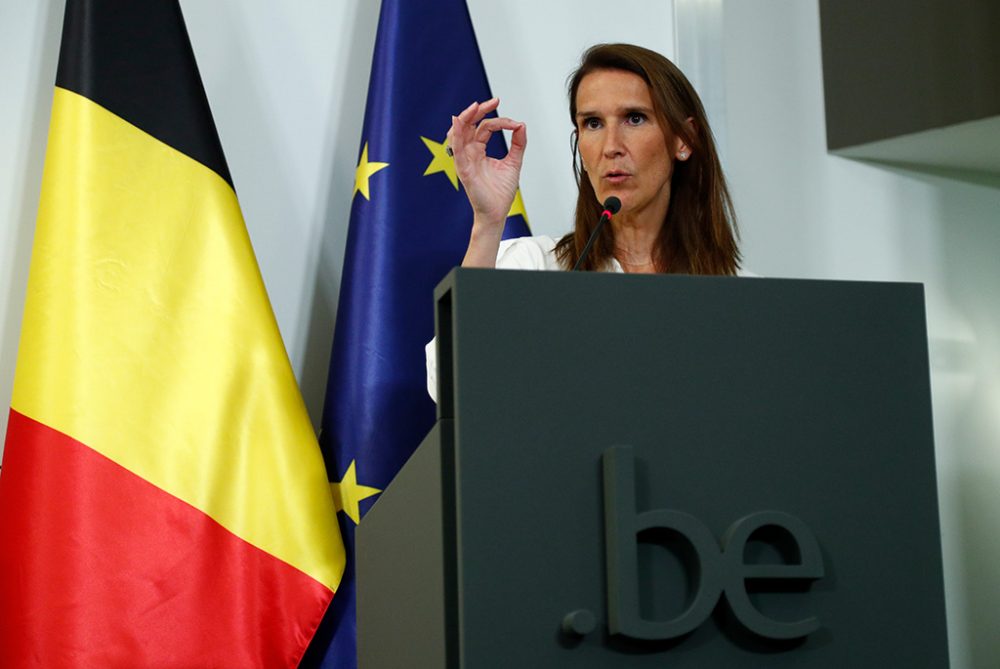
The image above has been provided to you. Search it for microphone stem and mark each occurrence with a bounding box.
[573,212,612,271]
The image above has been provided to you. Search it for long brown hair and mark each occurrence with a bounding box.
[554,43,740,274]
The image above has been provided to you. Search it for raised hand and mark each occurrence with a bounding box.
[447,98,527,230]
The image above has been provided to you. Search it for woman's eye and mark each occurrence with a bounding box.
[583,117,601,130]
[627,113,646,125]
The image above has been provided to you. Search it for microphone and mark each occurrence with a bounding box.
[573,196,621,271]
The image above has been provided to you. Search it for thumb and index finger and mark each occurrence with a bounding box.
[448,97,527,163]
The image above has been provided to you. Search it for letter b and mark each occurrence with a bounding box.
[603,445,723,639]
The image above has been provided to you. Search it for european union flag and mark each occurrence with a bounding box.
[302,0,530,666]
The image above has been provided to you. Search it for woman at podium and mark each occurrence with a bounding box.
[428,43,747,400]
[447,42,741,276]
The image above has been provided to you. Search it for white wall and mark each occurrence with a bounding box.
[1,1,997,666]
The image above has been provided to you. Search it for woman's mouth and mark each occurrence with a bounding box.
[603,170,631,184]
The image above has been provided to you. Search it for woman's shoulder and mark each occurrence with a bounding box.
[496,234,563,271]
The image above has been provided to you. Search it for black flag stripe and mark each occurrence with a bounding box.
[55,0,233,188]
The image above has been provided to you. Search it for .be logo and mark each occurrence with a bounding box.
[563,445,825,643]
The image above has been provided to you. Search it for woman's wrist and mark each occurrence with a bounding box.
[461,214,506,268]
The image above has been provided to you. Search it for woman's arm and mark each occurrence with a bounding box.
[447,98,527,268]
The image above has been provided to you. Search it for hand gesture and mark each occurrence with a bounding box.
[447,98,527,229]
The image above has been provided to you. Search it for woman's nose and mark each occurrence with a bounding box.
[603,125,626,158]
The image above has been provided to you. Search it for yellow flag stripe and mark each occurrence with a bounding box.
[12,87,343,590]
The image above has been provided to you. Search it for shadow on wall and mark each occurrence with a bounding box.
[0,0,65,457]
[934,167,1000,669]
[861,159,1000,192]
[876,161,1000,668]
[295,0,382,430]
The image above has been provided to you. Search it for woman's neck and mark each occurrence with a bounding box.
[611,212,665,273]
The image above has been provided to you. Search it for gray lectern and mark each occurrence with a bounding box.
[356,269,949,668]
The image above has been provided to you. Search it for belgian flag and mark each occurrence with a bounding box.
[0,1,345,666]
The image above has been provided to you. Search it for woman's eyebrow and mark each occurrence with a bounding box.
[576,104,654,119]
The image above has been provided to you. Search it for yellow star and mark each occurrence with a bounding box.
[330,460,382,525]
[420,135,459,189]
[354,142,389,200]
[507,188,528,222]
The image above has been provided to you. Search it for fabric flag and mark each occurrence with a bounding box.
[0,1,345,666]
[301,0,530,666]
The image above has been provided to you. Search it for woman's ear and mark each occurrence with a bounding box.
[675,117,696,161]
[675,137,691,161]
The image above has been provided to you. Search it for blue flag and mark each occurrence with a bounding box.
[302,1,530,666]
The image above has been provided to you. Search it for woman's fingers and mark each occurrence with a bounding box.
[507,121,527,164]
[451,98,502,148]
[447,100,526,181]
[472,118,527,169]
[457,97,499,125]
[473,117,523,144]
[451,113,520,155]
[446,116,462,155]
[449,100,483,149]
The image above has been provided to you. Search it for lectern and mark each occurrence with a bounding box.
[356,269,949,667]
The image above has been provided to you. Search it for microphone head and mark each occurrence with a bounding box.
[602,196,622,215]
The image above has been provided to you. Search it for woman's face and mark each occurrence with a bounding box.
[575,69,684,221]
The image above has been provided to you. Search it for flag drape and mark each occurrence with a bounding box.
[303,1,530,666]
[0,1,345,666]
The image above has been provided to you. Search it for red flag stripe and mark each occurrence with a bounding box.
[0,408,334,668]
